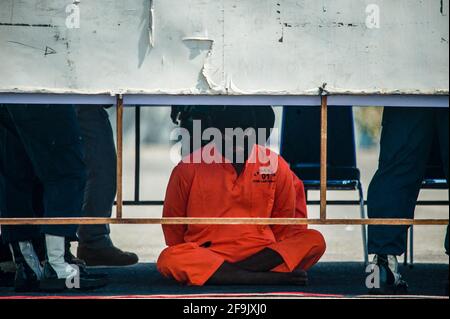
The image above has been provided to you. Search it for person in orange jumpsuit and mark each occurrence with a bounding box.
[157,106,326,286]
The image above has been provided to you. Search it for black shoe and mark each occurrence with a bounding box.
[9,242,42,293]
[78,264,109,281]
[39,261,108,292]
[369,254,408,295]
[65,239,86,268]
[77,245,139,267]
[14,263,40,292]
[64,240,108,280]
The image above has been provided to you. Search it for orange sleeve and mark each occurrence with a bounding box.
[270,156,297,240]
[162,164,192,246]
[292,172,308,222]
[271,156,308,241]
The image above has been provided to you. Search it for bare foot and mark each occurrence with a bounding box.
[207,262,308,286]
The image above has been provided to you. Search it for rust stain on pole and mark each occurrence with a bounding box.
[116,95,124,219]
[320,94,328,220]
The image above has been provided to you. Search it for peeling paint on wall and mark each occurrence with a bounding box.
[149,0,155,47]
[0,0,448,95]
[441,0,448,15]
[0,23,55,28]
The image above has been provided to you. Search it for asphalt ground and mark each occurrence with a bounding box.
[0,262,448,298]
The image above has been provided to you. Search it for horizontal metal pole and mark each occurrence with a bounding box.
[306,200,449,206]
[119,94,450,108]
[118,201,165,206]
[123,94,321,106]
[0,94,448,108]
[0,218,447,226]
[118,200,449,207]
[0,93,116,105]
[328,95,449,108]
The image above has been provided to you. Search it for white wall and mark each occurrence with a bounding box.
[0,0,448,95]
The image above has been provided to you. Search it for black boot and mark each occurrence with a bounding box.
[39,235,108,292]
[77,245,139,267]
[65,239,108,281]
[65,239,86,268]
[9,242,42,292]
[40,261,108,292]
[369,254,408,295]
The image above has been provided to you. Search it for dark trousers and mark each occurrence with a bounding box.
[0,105,86,243]
[368,107,449,256]
[0,236,12,262]
[76,105,116,249]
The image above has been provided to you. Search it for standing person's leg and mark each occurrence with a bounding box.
[76,105,138,266]
[0,115,13,277]
[6,104,107,291]
[367,107,435,293]
[0,106,43,291]
[435,109,449,255]
[0,107,41,243]
[368,107,434,255]
[0,120,7,266]
[0,239,12,263]
[76,105,115,250]
[7,105,85,239]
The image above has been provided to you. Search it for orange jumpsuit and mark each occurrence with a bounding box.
[157,145,326,286]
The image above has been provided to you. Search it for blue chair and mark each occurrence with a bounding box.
[280,106,368,264]
[406,135,449,266]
